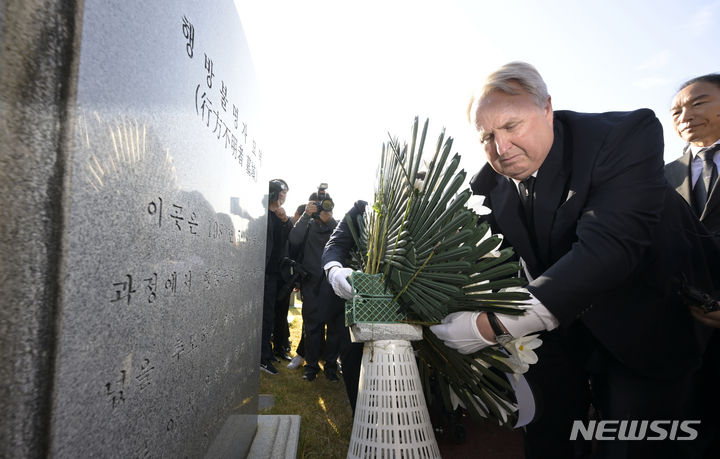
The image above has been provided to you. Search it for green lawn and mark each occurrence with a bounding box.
[259,303,354,458]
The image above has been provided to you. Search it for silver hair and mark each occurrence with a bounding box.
[467,61,550,121]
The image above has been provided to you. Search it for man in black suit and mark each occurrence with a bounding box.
[666,74,720,235]
[666,72,720,311]
[429,62,719,458]
[665,73,720,457]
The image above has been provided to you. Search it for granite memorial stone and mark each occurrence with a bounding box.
[1,0,268,457]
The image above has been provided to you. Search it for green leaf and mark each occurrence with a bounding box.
[356,118,534,426]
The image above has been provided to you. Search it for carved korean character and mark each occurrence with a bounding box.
[236,142,244,167]
[245,156,256,181]
[187,212,198,235]
[183,270,192,290]
[182,16,194,58]
[189,334,199,353]
[165,271,177,293]
[220,81,228,111]
[169,204,184,230]
[232,105,239,129]
[110,274,136,305]
[147,198,163,227]
[135,358,155,391]
[208,220,219,239]
[172,338,185,361]
[204,53,214,88]
[105,370,127,409]
[143,273,158,304]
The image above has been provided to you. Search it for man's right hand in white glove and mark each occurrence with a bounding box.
[326,265,354,300]
[429,311,495,354]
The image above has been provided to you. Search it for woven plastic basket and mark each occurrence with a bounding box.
[348,337,440,459]
[345,272,406,326]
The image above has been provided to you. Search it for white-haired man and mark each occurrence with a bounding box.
[428,62,720,458]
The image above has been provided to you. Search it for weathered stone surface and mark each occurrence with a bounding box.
[1,1,267,457]
[246,415,301,459]
[350,323,424,342]
[0,0,83,456]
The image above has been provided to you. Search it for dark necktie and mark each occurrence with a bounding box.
[692,144,720,215]
[518,176,536,226]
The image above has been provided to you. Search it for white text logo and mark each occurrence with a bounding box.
[569,420,700,441]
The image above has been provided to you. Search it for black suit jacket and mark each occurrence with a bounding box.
[665,144,720,353]
[665,144,720,237]
[470,109,719,378]
[322,200,367,268]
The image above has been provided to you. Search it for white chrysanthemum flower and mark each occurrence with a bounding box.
[466,194,492,215]
[503,334,542,374]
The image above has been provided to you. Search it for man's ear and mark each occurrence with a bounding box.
[544,96,553,117]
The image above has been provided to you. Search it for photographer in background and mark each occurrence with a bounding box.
[260,179,292,375]
[289,185,345,382]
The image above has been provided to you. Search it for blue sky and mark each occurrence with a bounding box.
[235,0,719,214]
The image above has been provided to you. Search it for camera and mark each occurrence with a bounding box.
[283,257,311,281]
[312,183,334,218]
[674,274,720,313]
[278,257,311,298]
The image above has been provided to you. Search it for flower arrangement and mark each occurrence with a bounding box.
[344,117,539,427]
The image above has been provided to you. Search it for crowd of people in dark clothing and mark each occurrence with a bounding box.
[259,181,363,410]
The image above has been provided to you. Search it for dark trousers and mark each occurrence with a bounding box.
[685,330,720,458]
[339,335,363,413]
[272,289,291,353]
[301,280,343,373]
[260,273,281,362]
[523,327,698,459]
[294,329,305,358]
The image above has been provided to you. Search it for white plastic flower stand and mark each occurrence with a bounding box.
[347,323,440,459]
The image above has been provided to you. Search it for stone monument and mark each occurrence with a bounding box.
[1,0,272,456]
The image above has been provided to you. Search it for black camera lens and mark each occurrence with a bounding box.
[320,199,334,211]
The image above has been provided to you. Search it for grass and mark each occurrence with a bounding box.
[259,301,354,458]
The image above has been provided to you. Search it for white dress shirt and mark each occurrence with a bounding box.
[497,171,560,337]
[689,140,720,188]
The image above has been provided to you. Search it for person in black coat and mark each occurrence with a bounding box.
[426,62,720,458]
[260,179,292,375]
[322,200,367,411]
[289,194,346,382]
[665,72,720,457]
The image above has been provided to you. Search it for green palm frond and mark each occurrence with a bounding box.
[348,117,531,426]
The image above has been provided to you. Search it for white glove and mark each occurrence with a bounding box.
[327,266,354,300]
[430,311,494,354]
